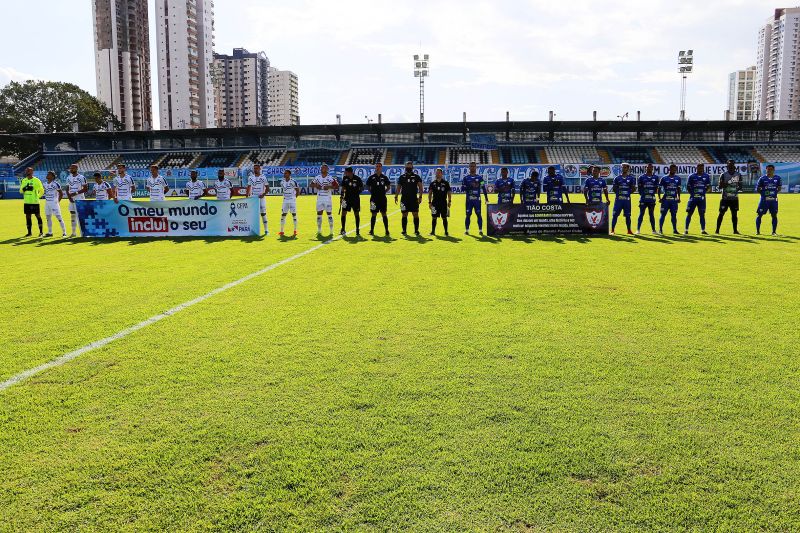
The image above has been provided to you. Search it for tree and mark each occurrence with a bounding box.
[0,80,122,157]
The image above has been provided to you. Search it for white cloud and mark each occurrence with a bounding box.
[0,66,44,85]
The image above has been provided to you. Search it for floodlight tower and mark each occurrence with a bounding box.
[678,50,694,121]
[413,53,430,123]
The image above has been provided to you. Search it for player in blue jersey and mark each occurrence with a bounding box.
[685,163,711,235]
[611,163,636,235]
[583,166,609,204]
[657,164,682,234]
[494,167,515,205]
[636,163,660,234]
[463,161,488,235]
[519,170,541,205]
[542,166,571,205]
[755,164,782,236]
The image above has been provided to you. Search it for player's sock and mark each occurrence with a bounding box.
[659,213,666,233]
[401,216,408,233]
[699,213,706,231]
[340,214,346,232]
[772,216,778,234]
[37,215,43,234]
[464,215,470,231]
[442,217,449,234]
[328,215,334,233]
[292,214,297,232]
[755,214,762,234]
[648,207,656,232]
[685,214,691,232]
[262,215,268,233]
[47,215,53,234]
[637,210,645,232]
[413,217,419,234]
[625,216,631,232]
[671,214,678,233]
[370,213,377,233]
[611,213,619,232]
[317,215,322,233]
[71,216,77,234]
[431,217,437,233]
[57,215,66,234]
[716,212,724,233]
[731,211,738,233]
[280,214,286,233]
[26,214,32,234]
[382,213,389,233]
[354,212,360,231]
[476,214,483,232]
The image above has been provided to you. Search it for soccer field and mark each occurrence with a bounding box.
[1,194,799,530]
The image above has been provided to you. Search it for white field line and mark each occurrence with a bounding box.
[0,211,398,393]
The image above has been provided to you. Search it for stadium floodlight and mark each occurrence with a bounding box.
[678,50,694,121]
[413,53,430,123]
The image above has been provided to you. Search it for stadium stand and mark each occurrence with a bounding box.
[499,146,540,164]
[286,150,342,165]
[0,164,13,178]
[544,146,602,164]
[116,152,160,168]
[606,146,654,164]
[197,152,241,168]
[754,145,800,163]
[392,147,439,164]
[706,146,759,164]
[654,146,711,164]
[31,154,81,172]
[448,147,490,164]
[347,148,386,165]
[76,153,119,170]
[240,149,285,169]
[156,152,202,169]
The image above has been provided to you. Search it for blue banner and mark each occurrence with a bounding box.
[76,198,261,238]
[470,134,498,151]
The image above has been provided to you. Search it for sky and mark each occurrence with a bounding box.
[0,0,777,126]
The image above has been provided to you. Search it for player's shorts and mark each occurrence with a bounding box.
[757,199,779,216]
[613,199,631,217]
[68,195,84,213]
[719,197,739,212]
[117,194,133,201]
[282,199,297,214]
[23,203,41,215]
[687,197,706,213]
[522,197,539,206]
[661,199,679,214]
[342,197,360,212]
[252,196,266,213]
[639,198,656,207]
[45,202,62,216]
[466,198,482,214]
[400,196,419,213]
[431,201,448,217]
[316,196,333,213]
[370,196,388,213]
[547,198,563,206]
[149,195,165,202]
[498,195,513,205]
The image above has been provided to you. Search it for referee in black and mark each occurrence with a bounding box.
[716,160,743,234]
[394,161,424,235]
[340,167,364,236]
[366,163,391,236]
[428,168,452,236]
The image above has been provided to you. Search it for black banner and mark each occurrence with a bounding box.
[486,203,609,236]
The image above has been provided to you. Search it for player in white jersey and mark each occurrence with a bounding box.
[92,172,113,200]
[310,163,339,235]
[246,163,269,235]
[65,164,88,237]
[113,164,135,202]
[213,169,234,201]
[279,170,300,237]
[42,171,67,237]
[146,165,169,201]
[185,170,207,200]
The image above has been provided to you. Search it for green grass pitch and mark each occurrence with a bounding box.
[1,195,799,530]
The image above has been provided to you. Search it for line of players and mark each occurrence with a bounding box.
[18,158,783,238]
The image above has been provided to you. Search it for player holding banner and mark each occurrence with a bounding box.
[543,166,571,205]
[583,166,609,204]
[755,164,781,236]
[611,164,636,235]
[716,160,743,234]
[247,164,269,235]
[636,164,659,234]
[463,161,488,235]
[214,169,234,201]
[42,171,66,238]
[685,163,711,235]
[519,170,541,205]
[65,164,88,238]
[494,167,515,204]
[146,165,169,201]
[428,168,451,236]
[657,164,681,234]
[92,172,113,200]
[311,163,338,236]
[185,171,207,200]
[113,164,135,203]
[279,170,300,237]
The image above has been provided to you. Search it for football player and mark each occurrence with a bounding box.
[755,164,782,236]
[279,170,300,237]
[246,163,269,235]
[112,164,135,203]
[463,161,488,235]
[428,168,452,236]
[716,160,743,234]
[519,170,541,205]
[657,164,682,235]
[395,161,424,236]
[542,166,571,206]
[583,166,609,204]
[685,163,711,235]
[214,169,234,201]
[611,163,636,235]
[340,167,364,236]
[146,165,169,201]
[636,163,659,234]
[311,163,338,235]
[92,172,113,201]
[65,164,88,238]
[42,171,66,237]
[495,167,515,205]
[366,163,391,236]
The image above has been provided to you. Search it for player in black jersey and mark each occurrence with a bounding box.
[716,160,743,234]
[394,161,424,235]
[366,163,392,236]
[339,167,364,236]
[428,168,452,236]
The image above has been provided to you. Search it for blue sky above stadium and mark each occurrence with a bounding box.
[0,0,773,125]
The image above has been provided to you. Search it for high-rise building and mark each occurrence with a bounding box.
[727,67,757,121]
[92,0,152,131]
[156,0,215,129]
[212,49,270,128]
[268,68,300,126]
[754,7,800,120]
